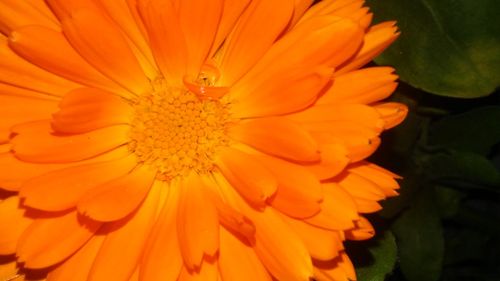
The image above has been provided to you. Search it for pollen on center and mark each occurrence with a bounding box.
[128,78,231,180]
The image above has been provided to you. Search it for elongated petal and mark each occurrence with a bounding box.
[0,37,78,97]
[0,95,58,143]
[62,9,150,94]
[210,0,251,56]
[219,227,271,281]
[0,196,32,255]
[305,183,358,230]
[0,0,59,34]
[78,165,156,222]
[282,215,344,261]
[178,260,218,281]
[17,211,102,269]
[177,174,219,270]
[140,182,183,281]
[338,21,399,74]
[178,0,223,76]
[138,0,187,84]
[12,122,130,163]
[374,102,408,130]
[216,147,277,206]
[345,216,375,240]
[9,26,125,95]
[52,87,133,134]
[47,235,105,281]
[318,67,398,105]
[0,146,130,191]
[337,172,386,201]
[231,66,332,118]
[88,180,161,281]
[229,117,320,162]
[256,154,322,219]
[219,0,294,85]
[289,104,385,133]
[235,16,363,91]
[20,155,137,212]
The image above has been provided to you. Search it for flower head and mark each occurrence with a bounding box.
[0,0,407,280]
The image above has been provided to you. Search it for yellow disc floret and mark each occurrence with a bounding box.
[129,79,230,180]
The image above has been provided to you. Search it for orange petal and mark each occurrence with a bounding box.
[178,0,223,76]
[300,0,362,23]
[88,180,161,281]
[140,181,183,281]
[256,154,322,219]
[374,102,408,130]
[204,184,256,241]
[11,121,130,163]
[77,165,156,222]
[47,235,105,281]
[318,66,398,105]
[0,0,59,34]
[96,0,157,78]
[289,104,385,133]
[138,0,187,84]
[345,216,375,240]
[348,162,400,197]
[0,196,32,255]
[0,37,78,97]
[282,215,344,261]
[178,259,218,281]
[304,143,350,180]
[62,8,150,95]
[308,123,381,162]
[216,172,314,280]
[219,227,271,281]
[305,183,358,230]
[0,95,58,143]
[338,21,399,74]
[44,0,102,20]
[219,0,294,85]
[17,211,102,269]
[20,155,137,212]
[216,147,277,206]
[177,174,219,270]
[0,146,130,191]
[337,171,386,201]
[235,16,364,91]
[314,252,355,281]
[0,260,21,281]
[0,82,59,101]
[52,87,133,134]
[9,26,125,96]
[229,117,320,162]
[210,0,251,56]
[252,208,314,281]
[290,0,314,27]
[351,197,382,213]
[231,66,332,118]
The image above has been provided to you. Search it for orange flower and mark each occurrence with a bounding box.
[0,0,407,280]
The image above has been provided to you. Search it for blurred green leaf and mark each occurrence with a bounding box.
[433,185,464,218]
[357,231,398,281]
[426,151,500,190]
[444,228,490,265]
[366,0,500,98]
[392,189,444,281]
[428,106,500,155]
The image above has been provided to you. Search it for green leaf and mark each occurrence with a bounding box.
[426,151,500,190]
[356,231,398,281]
[428,106,500,155]
[366,0,500,98]
[433,185,464,218]
[392,189,444,281]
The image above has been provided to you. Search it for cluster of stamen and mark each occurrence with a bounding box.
[129,80,230,180]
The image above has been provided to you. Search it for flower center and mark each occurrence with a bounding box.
[129,79,231,180]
